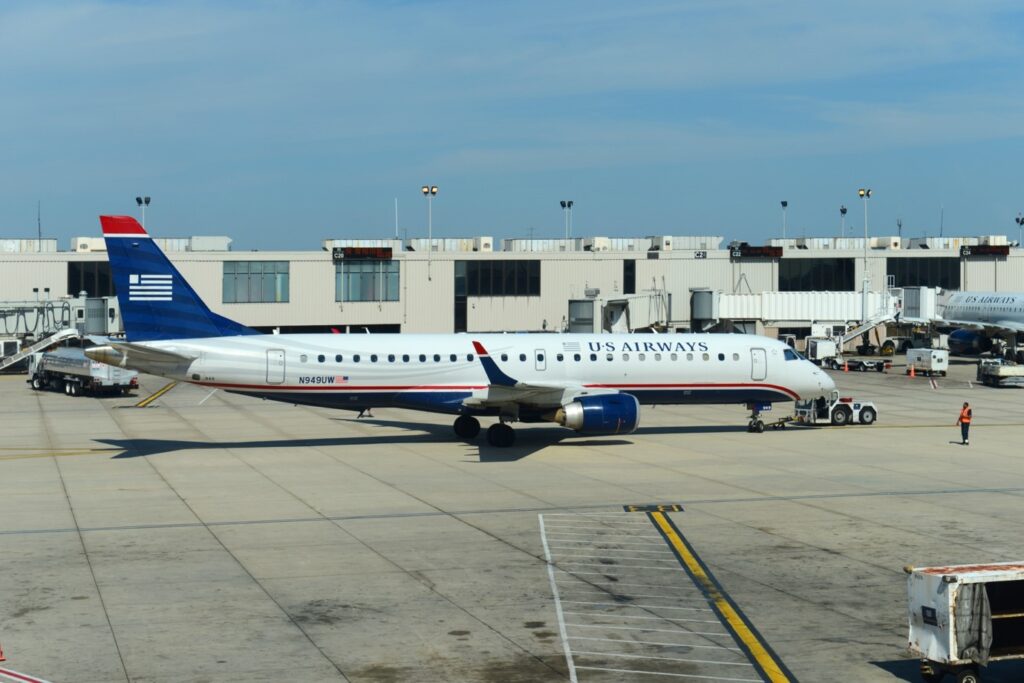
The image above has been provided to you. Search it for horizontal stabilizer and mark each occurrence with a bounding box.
[85,342,196,370]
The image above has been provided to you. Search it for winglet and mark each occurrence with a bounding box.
[473,341,518,387]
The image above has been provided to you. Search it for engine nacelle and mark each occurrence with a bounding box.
[948,329,992,356]
[555,394,640,435]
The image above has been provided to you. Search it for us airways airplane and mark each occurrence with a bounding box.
[940,291,1024,355]
[85,216,835,447]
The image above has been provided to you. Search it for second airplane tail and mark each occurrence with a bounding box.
[100,215,257,342]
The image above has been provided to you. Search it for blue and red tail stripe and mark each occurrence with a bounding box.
[472,341,518,386]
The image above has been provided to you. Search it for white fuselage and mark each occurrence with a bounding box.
[135,332,834,416]
[942,291,1024,328]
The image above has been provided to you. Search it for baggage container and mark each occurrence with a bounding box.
[907,561,1024,682]
[906,348,949,377]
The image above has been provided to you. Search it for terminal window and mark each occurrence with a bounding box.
[886,257,960,289]
[623,260,636,294]
[67,261,115,297]
[336,260,400,302]
[455,260,540,297]
[779,258,855,291]
[223,261,290,303]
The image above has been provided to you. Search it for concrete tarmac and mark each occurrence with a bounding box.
[1,357,1024,682]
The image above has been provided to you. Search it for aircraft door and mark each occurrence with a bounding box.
[267,349,285,384]
[751,348,767,381]
[535,349,547,372]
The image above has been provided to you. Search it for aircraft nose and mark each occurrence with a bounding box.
[817,365,837,394]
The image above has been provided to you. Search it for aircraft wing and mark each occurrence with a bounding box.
[463,341,618,410]
[992,320,1024,334]
[941,319,1024,334]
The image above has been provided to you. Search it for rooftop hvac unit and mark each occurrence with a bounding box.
[584,237,611,252]
[71,237,106,252]
[650,236,673,251]
[473,237,493,252]
[871,236,901,249]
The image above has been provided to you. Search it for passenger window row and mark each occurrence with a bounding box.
[298,351,744,363]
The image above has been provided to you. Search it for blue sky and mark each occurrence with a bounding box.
[3,1,1024,249]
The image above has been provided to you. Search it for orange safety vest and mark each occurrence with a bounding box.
[959,407,972,424]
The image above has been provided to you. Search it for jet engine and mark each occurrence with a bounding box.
[555,394,640,435]
[948,329,993,355]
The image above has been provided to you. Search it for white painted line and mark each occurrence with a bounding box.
[545,532,666,542]
[0,668,55,683]
[560,593,707,602]
[544,516,647,520]
[566,623,732,638]
[575,665,761,681]
[552,572,695,588]
[557,561,683,569]
[561,601,713,612]
[575,650,755,667]
[539,514,578,683]
[543,514,653,521]
[198,389,218,405]
[570,635,742,652]
[563,611,722,624]
[550,547,675,556]
[552,553,677,562]
[540,525,663,536]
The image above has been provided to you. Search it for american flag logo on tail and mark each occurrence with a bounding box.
[128,273,173,301]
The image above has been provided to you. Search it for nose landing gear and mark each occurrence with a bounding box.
[746,402,768,433]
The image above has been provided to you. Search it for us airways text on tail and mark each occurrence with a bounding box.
[85,216,835,447]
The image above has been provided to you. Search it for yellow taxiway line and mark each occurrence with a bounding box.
[134,381,178,408]
[649,510,794,683]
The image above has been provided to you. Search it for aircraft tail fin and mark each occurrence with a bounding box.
[100,216,257,341]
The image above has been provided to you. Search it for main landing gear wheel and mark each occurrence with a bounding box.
[748,419,765,433]
[486,423,516,448]
[453,415,481,440]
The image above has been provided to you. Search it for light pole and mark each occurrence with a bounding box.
[780,201,788,239]
[135,196,151,229]
[858,188,872,322]
[560,200,574,239]
[1016,213,1023,247]
[421,185,437,279]
[840,205,847,238]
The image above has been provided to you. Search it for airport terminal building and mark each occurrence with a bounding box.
[1,232,1022,338]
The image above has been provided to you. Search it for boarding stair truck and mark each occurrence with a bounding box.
[907,561,1024,683]
[976,358,1024,387]
[906,348,950,377]
[27,347,138,396]
[794,390,878,426]
[0,327,81,373]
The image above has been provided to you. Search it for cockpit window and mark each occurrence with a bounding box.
[784,348,802,361]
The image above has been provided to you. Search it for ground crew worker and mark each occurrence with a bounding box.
[956,401,972,445]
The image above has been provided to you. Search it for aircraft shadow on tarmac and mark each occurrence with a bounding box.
[95,419,749,461]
